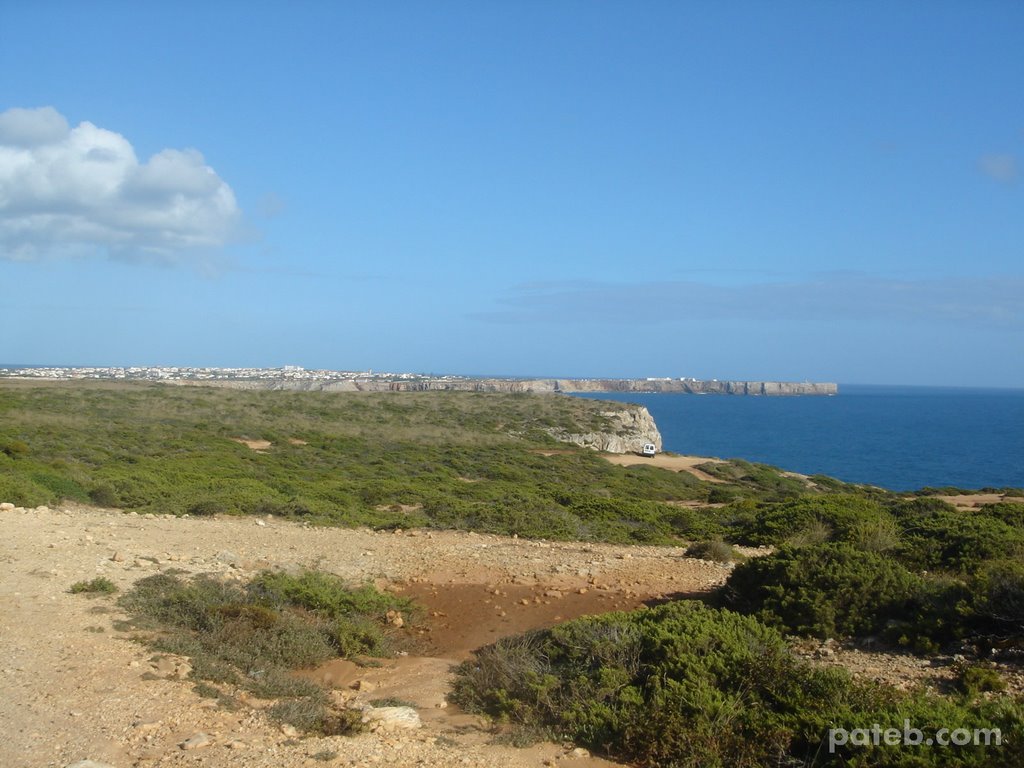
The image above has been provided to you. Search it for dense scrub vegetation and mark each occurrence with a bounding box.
[452,602,1024,767]
[0,381,724,542]
[117,570,414,733]
[714,493,1024,653]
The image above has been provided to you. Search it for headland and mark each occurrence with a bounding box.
[0,365,837,395]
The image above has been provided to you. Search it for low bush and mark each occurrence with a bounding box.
[451,601,1023,767]
[896,510,1024,573]
[727,494,893,547]
[70,576,118,595]
[685,538,741,563]
[955,661,1007,696]
[118,570,414,733]
[721,544,925,639]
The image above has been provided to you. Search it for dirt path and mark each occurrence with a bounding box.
[599,452,726,483]
[1,503,733,768]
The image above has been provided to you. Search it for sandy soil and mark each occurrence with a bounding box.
[230,438,273,451]
[1,503,734,768]
[598,453,726,483]
[933,493,1011,511]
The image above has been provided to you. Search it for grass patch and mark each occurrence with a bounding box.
[118,569,415,734]
[684,538,744,563]
[69,576,118,595]
[369,696,418,708]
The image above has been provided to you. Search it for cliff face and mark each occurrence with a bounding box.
[552,379,837,396]
[172,377,837,396]
[546,406,663,455]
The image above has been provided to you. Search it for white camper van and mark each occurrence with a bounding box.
[641,442,657,457]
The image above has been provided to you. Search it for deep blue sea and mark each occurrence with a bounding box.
[573,386,1024,491]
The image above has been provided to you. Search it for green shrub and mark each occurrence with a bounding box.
[88,484,119,507]
[897,511,1024,573]
[1,439,29,457]
[980,502,1024,528]
[117,570,415,733]
[451,601,1024,767]
[955,662,1007,696]
[728,495,892,547]
[0,473,53,507]
[249,570,414,622]
[969,559,1024,633]
[722,544,925,639]
[268,695,363,735]
[70,576,118,595]
[685,538,741,563]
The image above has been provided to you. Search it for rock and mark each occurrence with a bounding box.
[544,406,662,455]
[110,552,124,562]
[0,502,14,511]
[216,550,240,567]
[569,747,591,758]
[280,723,299,738]
[351,679,377,692]
[65,761,117,768]
[361,705,422,731]
[180,733,212,750]
[151,655,192,679]
[226,739,248,750]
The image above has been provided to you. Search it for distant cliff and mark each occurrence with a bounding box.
[171,377,837,396]
[552,379,838,396]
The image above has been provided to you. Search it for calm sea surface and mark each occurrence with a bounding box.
[573,385,1024,491]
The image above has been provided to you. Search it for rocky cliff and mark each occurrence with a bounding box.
[551,379,837,395]
[545,406,663,455]
[171,377,836,396]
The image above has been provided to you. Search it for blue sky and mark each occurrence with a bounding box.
[1,2,1021,386]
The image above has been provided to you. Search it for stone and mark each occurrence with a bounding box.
[569,747,591,758]
[180,733,212,750]
[151,656,191,679]
[216,550,240,566]
[0,502,14,511]
[65,761,116,768]
[361,706,422,731]
[280,723,299,738]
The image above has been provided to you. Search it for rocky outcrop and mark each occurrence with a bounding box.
[546,406,662,455]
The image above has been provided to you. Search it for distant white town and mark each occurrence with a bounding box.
[0,367,837,395]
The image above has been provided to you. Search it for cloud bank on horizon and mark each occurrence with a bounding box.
[0,107,240,262]
[474,275,1024,330]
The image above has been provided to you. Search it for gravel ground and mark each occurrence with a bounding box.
[1,503,736,768]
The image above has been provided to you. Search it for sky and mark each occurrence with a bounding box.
[1,1,1022,387]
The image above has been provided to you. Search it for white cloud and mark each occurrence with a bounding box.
[0,106,240,262]
[978,153,1019,183]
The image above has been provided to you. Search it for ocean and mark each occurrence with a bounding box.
[573,385,1024,491]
